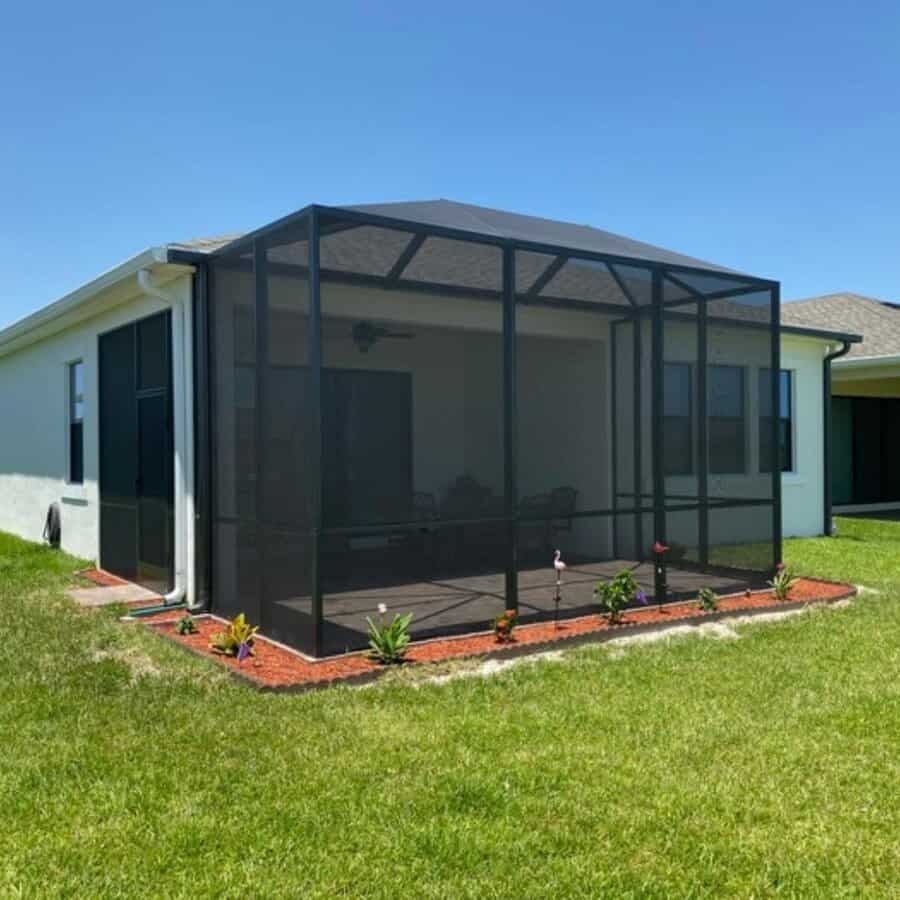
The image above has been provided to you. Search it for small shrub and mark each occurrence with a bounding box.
[366,605,412,664]
[769,564,796,602]
[594,569,639,623]
[493,609,518,643]
[209,613,258,660]
[174,614,197,635]
[697,588,718,612]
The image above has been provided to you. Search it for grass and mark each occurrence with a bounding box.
[2,520,900,897]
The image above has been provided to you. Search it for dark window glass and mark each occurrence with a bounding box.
[663,362,692,476]
[759,369,792,473]
[137,313,168,390]
[68,361,84,484]
[709,365,745,474]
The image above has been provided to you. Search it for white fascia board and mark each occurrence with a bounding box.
[0,247,195,359]
[780,331,827,346]
[833,353,900,369]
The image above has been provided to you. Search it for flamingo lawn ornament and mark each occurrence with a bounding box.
[553,550,566,628]
[553,550,566,583]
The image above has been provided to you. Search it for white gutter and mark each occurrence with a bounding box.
[136,268,196,608]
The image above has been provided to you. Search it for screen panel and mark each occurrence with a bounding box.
[707,504,776,572]
[210,250,256,523]
[663,307,700,498]
[213,522,261,623]
[318,218,506,651]
[515,251,656,609]
[208,220,314,652]
[258,226,314,651]
[610,315,654,562]
[697,283,776,577]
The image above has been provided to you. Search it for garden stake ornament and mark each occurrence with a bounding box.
[553,549,567,628]
[652,541,669,605]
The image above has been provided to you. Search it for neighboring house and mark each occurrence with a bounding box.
[0,200,858,657]
[783,293,900,514]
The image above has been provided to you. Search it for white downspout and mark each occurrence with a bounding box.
[136,268,195,607]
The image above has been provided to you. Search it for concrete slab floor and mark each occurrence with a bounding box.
[68,583,160,608]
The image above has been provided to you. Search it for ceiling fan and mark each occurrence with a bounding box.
[351,320,414,353]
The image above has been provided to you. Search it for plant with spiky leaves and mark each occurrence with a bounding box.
[209,613,258,660]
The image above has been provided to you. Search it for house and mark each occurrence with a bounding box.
[783,292,900,515]
[0,200,859,657]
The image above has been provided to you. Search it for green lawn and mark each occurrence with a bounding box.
[2,519,900,897]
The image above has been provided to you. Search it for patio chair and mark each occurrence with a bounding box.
[519,493,553,556]
[412,491,439,521]
[550,486,578,534]
[442,474,495,519]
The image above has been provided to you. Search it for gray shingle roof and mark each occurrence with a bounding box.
[345,199,742,274]
[782,293,900,359]
[168,234,242,254]
[174,199,753,276]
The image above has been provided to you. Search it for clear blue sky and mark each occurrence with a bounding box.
[2,1,899,327]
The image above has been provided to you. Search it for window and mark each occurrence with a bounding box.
[663,362,693,475]
[708,365,745,474]
[68,361,84,484]
[759,369,793,473]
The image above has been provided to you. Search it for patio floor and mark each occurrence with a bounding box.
[304,558,769,656]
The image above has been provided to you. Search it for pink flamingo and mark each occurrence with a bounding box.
[552,550,566,629]
[553,549,566,585]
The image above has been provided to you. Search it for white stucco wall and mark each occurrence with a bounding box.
[0,273,193,562]
[780,334,827,538]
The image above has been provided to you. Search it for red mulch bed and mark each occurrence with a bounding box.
[141,577,854,691]
[77,567,130,587]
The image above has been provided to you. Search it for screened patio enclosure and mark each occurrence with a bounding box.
[203,201,781,657]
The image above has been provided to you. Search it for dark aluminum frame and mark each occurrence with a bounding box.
[194,203,786,657]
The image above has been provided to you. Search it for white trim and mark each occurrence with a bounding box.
[833,353,900,369]
[0,248,194,360]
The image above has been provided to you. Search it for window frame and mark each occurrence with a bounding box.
[67,359,85,485]
[662,361,694,477]
[708,363,746,475]
[759,368,794,474]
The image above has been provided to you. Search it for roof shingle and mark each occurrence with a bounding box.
[172,199,754,276]
[345,199,742,274]
[782,293,900,359]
